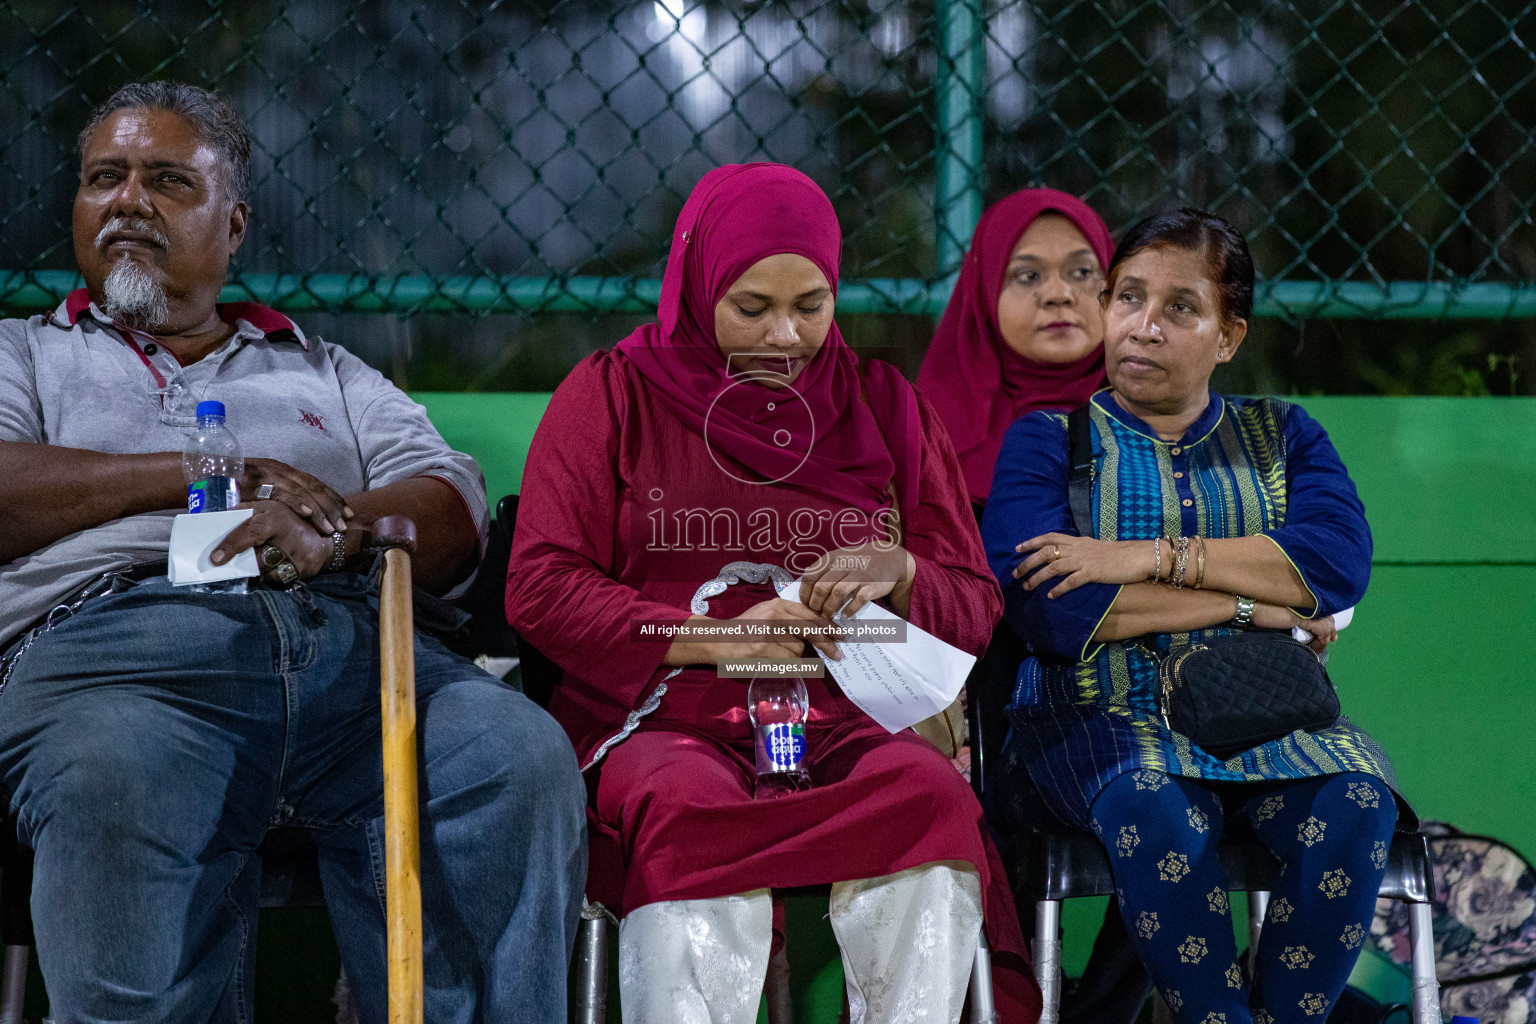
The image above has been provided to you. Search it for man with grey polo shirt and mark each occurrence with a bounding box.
[0,82,585,1023]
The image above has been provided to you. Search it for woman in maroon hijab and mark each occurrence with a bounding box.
[919,189,1115,513]
[508,164,1038,1022]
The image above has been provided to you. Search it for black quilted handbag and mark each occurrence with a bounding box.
[1154,631,1341,760]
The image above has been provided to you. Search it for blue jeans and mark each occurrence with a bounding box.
[0,573,586,1024]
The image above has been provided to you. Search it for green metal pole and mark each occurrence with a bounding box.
[933,0,987,285]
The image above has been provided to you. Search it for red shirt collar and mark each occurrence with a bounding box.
[54,289,308,350]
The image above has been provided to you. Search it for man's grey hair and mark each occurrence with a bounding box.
[78,82,251,203]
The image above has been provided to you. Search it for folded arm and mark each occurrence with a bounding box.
[0,442,184,564]
[0,441,361,564]
[1013,531,1314,610]
[2,342,487,594]
[1088,582,1314,642]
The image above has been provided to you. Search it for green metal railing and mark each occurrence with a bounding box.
[6,270,1535,319]
[1,0,1532,321]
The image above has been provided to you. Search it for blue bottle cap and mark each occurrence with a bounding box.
[196,400,226,419]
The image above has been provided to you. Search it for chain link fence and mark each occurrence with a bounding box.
[1,1,1533,385]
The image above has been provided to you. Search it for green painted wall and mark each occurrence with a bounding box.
[1282,398,1536,857]
[411,392,552,508]
[410,393,1536,1014]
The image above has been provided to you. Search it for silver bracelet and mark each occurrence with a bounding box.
[1170,536,1190,589]
[1232,595,1255,626]
[327,530,348,573]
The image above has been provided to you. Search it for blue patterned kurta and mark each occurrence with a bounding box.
[980,390,1402,829]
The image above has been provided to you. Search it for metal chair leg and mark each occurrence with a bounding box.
[1033,899,1062,1024]
[574,901,611,1024]
[968,927,998,1024]
[0,944,27,1024]
[1407,900,1443,1024]
[1246,890,1269,974]
[765,940,793,1024]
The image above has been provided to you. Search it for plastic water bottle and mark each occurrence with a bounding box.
[748,676,811,798]
[182,400,247,594]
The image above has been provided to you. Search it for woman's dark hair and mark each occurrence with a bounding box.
[1107,208,1254,324]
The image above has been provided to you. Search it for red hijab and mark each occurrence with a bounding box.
[918,188,1114,505]
[618,163,919,516]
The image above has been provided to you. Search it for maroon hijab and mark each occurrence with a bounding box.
[918,188,1114,505]
[618,163,919,516]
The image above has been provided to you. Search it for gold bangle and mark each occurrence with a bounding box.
[1152,536,1162,582]
[1194,535,1207,589]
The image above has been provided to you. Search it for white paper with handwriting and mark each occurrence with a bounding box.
[775,577,976,733]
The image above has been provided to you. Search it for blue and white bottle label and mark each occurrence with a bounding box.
[188,476,240,513]
[755,722,806,773]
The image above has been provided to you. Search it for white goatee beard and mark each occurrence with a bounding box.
[101,254,170,332]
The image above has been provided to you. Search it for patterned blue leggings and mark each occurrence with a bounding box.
[1088,769,1397,1024]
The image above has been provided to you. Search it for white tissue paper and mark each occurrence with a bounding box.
[1293,605,1354,644]
[168,509,260,586]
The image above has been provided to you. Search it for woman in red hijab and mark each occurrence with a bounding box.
[919,189,1115,512]
[508,164,1038,1022]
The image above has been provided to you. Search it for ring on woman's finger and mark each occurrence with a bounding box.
[255,483,275,500]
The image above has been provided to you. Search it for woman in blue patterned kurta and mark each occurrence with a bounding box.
[981,209,1408,1023]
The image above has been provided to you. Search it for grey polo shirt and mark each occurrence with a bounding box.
[0,291,489,646]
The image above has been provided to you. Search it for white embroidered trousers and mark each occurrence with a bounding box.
[617,861,983,1024]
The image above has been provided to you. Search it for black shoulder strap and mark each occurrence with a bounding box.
[1067,403,1096,538]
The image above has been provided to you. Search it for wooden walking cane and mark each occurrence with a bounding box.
[371,516,424,1024]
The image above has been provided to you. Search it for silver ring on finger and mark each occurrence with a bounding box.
[259,544,288,569]
[256,483,275,500]
[271,561,300,586]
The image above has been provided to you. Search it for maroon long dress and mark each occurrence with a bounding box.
[507,348,1040,1020]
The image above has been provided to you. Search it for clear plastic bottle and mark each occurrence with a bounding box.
[747,676,811,798]
[182,400,247,594]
